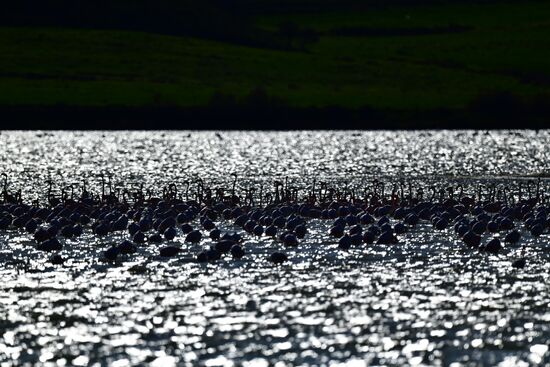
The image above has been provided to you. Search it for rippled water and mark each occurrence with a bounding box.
[1,130,549,194]
[1,131,550,366]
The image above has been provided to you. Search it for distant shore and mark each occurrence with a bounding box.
[1,0,549,130]
[1,103,548,130]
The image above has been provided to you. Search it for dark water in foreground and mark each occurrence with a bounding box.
[1,131,550,366]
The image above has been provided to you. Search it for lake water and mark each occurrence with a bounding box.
[1,130,550,366]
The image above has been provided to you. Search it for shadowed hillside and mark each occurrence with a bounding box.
[1,0,549,128]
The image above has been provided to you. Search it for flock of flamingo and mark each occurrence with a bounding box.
[1,172,548,269]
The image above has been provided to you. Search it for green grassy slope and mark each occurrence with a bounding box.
[0,1,549,111]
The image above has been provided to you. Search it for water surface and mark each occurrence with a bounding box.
[1,130,550,366]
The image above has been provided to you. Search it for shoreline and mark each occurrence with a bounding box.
[1,104,548,130]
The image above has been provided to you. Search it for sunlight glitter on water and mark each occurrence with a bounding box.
[1,131,550,366]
